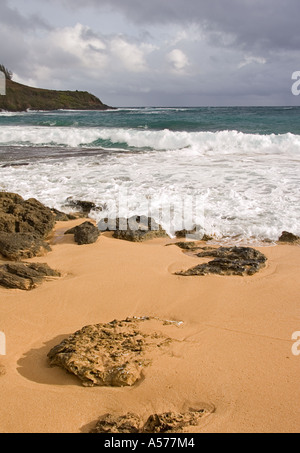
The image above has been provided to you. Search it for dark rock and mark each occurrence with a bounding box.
[174,242,199,250]
[0,262,61,290]
[175,226,212,241]
[196,246,266,262]
[0,232,51,261]
[0,192,55,238]
[64,221,100,245]
[98,216,168,242]
[176,246,267,277]
[278,231,300,243]
[48,317,173,387]
[64,198,106,216]
[51,208,76,222]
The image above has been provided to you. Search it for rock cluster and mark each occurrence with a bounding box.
[176,246,267,277]
[0,262,61,290]
[0,192,60,290]
[48,317,173,387]
[64,221,100,245]
[98,216,168,242]
[91,408,211,434]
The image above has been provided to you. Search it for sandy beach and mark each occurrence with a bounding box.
[0,218,299,433]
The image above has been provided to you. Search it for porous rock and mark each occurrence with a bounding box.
[48,317,173,387]
[0,232,51,261]
[91,409,210,434]
[0,192,55,237]
[91,413,141,434]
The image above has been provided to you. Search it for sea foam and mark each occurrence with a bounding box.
[0,126,299,243]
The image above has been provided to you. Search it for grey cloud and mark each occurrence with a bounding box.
[57,0,300,52]
[0,0,51,31]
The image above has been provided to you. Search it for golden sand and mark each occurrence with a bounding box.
[0,219,299,433]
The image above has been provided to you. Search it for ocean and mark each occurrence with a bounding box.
[0,106,299,244]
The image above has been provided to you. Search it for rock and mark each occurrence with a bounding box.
[48,317,173,387]
[91,413,141,434]
[174,242,200,250]
[176,246,267,277]
[99,216,169,242]
[64,221,100,245]
[64,198,106,216]
[0,262,61,290]
[175,227,212,241]
[51,208,77,222]
[0,192,55,238]
[278,231,300,243]
[91,408,211,434]
[0,232,51,261]
[143,410,207,433]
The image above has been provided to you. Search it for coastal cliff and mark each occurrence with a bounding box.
[0,79,113,112]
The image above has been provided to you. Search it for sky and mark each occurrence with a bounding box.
[0,0,300,107]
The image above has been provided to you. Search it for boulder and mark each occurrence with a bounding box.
[0,192,55,237]
[176,246,267,277]
[98,216,168,242]
[278,231,300,243]
[0,232,51,261]
[0,262,61,290]
[48,317,173,387]
[64,221,100,245]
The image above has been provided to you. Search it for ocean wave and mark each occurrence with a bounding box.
[0,125,300,156]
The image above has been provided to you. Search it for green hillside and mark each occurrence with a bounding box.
[0,79,113,111]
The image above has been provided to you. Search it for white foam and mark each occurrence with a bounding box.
[1,125,300,155]
[1,127,300,243]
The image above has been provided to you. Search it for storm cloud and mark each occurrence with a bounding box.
[57,0,300,51]
[1,0,300,106]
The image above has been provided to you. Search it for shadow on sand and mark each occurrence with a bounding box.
[17,334,80,386]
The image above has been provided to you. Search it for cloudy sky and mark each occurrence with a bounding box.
[1,0,300,106]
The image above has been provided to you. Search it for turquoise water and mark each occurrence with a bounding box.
[1,106,300,135]
[0,107,299,242]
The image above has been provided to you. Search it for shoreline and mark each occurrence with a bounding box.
[0,218,299,433]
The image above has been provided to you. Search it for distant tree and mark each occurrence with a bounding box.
[0,64,13,80]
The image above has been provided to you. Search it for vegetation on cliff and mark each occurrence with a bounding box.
[0,67,112,111]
